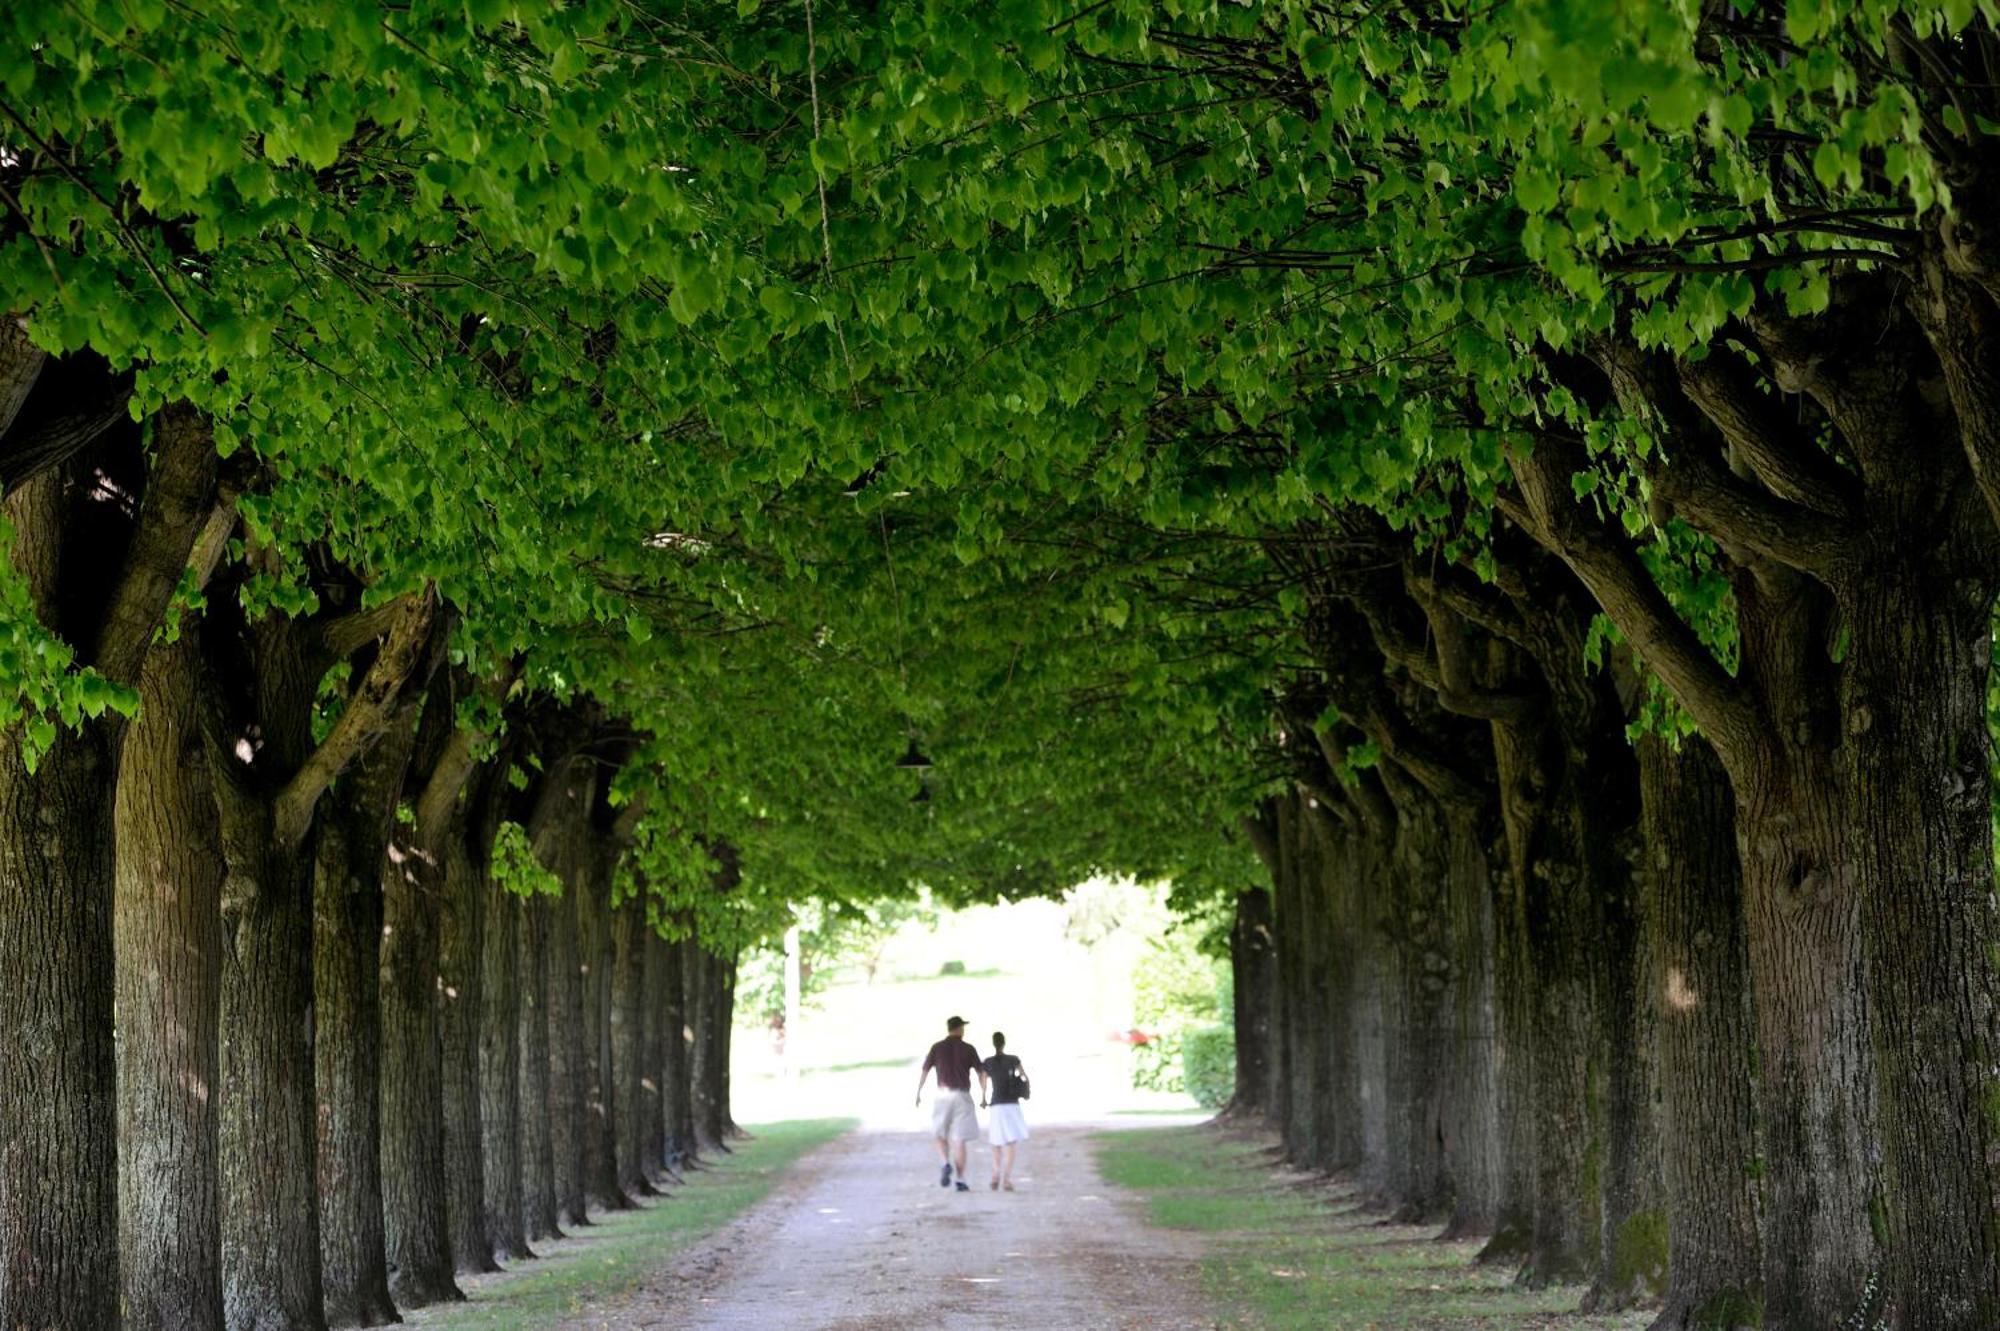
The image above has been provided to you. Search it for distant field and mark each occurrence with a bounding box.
[732,891,1202,1127]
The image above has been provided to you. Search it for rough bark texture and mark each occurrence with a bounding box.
[2,406,214,1330]
[312,745,408,1329]
[517,890,561,1242]
[660,934,695,1170]
[1439,804,1501,1239]
[441,783,501,1273]
[1841,561,2000,1329]
[612,895,658,1198]
[116,632,226,1331]
[380,807,465,1306]
[577,839,627,1212]
[1382,775,1453,1224]
[0,718,121,1331]
[536,769,592,1226]
[1641,737,1762,1331]
[640,929,671,1183]
[478,878,530,1260]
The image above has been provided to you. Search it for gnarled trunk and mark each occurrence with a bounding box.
[577,846,626,1211]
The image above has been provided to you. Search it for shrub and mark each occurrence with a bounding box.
[938,959,966,976]
[1182,1024,1235,1110]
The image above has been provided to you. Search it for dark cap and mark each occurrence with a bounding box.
[945,1015,966,1030]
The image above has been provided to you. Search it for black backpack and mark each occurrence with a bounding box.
[999,1056,1030,1102]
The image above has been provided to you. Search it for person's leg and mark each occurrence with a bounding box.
[1001,1142,1017,1185]
[952,1136,968,1178]
[990,1145,1002,1188]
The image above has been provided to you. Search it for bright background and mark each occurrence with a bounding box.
[729,880,1213,1129]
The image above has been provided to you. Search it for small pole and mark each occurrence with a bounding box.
[783,922,802,1082]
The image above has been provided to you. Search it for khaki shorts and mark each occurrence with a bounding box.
[931,1089,980,1143]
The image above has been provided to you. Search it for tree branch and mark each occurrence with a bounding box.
[1507,437,1757,750]
[94,404,219,685]
[1676,350,1857,518]
[273,588,439,849]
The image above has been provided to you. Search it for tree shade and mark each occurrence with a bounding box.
[3,2,2000,1328]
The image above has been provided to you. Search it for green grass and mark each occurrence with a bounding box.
[1094,1127,1652,1331]
[409,1118,853,1331]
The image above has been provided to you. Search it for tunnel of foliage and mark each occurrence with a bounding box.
[4,2,2000,1329]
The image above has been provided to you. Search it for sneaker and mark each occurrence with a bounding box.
[939,1163,952,1188]
[954,1180,971,1192]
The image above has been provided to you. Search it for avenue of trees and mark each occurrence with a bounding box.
[5,2,2000,1329]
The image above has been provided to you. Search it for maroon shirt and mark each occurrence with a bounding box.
[922,1036,983,1092]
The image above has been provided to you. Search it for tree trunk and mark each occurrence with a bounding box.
[1225,887,1275,1121]
[517,890,561,1242]
[689,944,729,1154]
[441,811,498,1272]
[1265,795,1299,1156]
[312,775,401,1328]
[1438,803,1501,1240]
[1584,772,1665,1313]
[479,880,529,1260]
[641,929,671,1184]
[546,871,589,1223]
[720,956,742,1138]
[116,634,225,1331]
[218,817,327,1331]
[1479,832,1536,1266]
[1841,563,2000,1330]
[661,935,695,1170]
[613,895,657,1198]
[1382,775,1453,1224]
[1641,736,1762,1331]
[1283,795,1329,1170]
[0,717,122,1331]
[1489,714,1598,1287]
[577,848,626,1211]
[379,826,464,1308]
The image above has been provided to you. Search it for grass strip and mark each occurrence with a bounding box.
[411,1117,855,1330]
[1093,1126,1651,1331]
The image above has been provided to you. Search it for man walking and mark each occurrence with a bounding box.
[915,1015,989,1192]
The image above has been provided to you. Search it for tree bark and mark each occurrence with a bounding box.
[441,791,501,1272]
[1225,886,1275,1121]
[689,943,730,1154]
[379,792,465,1307]
[661,934,696,1170]
[0,715,121,1331]
[641,928,672,1184]
[577,840,627,1211]
[313,730,417,1328]
[1381,773,1453,1224]
[517,890,561,1242]
[478,876,529,1260]
[206,583,437,1331]
[613,893,658,1198]
[116,631,226,1331]
[1641,736,1762,1331]
[0,406,215,1330]
[1438,804,1501,1239]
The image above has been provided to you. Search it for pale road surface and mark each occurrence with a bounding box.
[558,1124,1213,1330]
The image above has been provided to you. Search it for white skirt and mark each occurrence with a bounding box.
[987,1103,1030,1146]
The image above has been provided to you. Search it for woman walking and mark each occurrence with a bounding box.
[981,1031,1030,1191]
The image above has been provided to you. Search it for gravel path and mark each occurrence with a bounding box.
[558,1124,1212,1330]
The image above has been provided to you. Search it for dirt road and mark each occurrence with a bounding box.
[558,1124,1212,1330]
